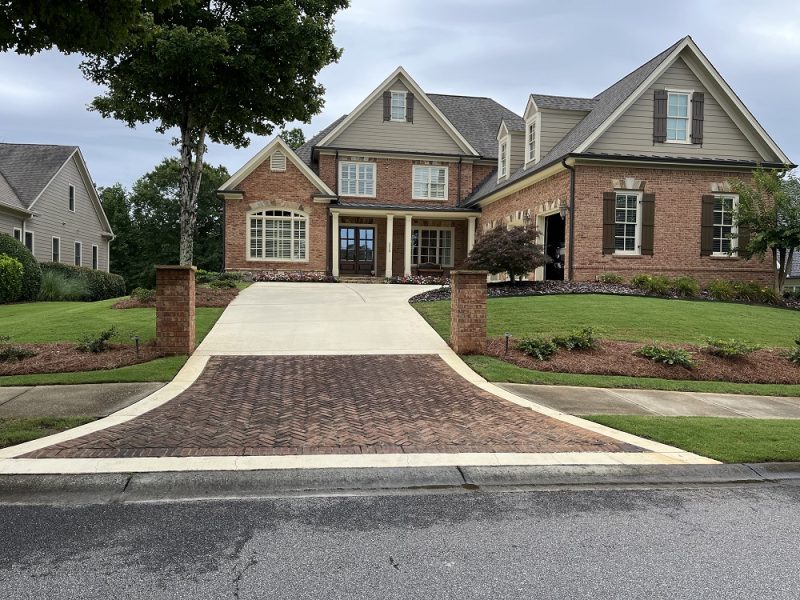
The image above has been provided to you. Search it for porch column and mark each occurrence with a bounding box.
[467,216,477,254]
[331,211,340,277]
[404,214,412,277]
[385,214,394,278]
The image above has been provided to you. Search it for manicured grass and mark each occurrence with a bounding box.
[464,355,800,397]
[585,415,800,463]
[0,416,95,449]
[414,294,800,346]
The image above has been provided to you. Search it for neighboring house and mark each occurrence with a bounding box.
[0,143,113,271]
[218,36,793,285]
[787,254,800,292]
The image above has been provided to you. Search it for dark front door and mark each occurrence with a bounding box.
[339,226,375,275]
[544,214,566,281]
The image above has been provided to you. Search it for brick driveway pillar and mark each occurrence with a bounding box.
[156,265,196,355]
[450,270,488,354]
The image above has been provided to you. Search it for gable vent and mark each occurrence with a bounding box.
[270,150,287,172]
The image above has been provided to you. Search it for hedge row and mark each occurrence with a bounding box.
[40,262,126,301]
[0,234,41,301]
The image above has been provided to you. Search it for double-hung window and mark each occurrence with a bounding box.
[614,192,641,254]
[24,231,34,252]
[68,185,76,211]
[74,241,82,266]
[412,166,447,200]
[248,209,308,261]
[411,227,453,267]
[92,245,99,269]
[390,92,407,121]
[339,161,375,197]
[713,195,738,255]
[499,140,508,178]
[666,91,691,143]
[52,237,60,263]
[12,228,21,241]
[527,119,537,162]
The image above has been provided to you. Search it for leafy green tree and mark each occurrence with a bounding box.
[81,0,347,266]
[465,225,548,283]
[99,183,137,283]
[280,127,306,150]
[732,169,800,295]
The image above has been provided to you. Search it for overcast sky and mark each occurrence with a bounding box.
[0,0,797,188]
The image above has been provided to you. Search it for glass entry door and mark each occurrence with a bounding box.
[339,226,375,275]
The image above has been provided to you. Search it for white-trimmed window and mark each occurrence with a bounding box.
[92,244,99,270]
[24,231,34,253]
[270,150,286,171]
[390,91,407,121]
[248,209,308,261]
[412,166,448,200]
[52,237,60,263]
[12,227,21,241]
[74,241,82,266]
[614,192,641,254]
[411,227,453,267]
[666,91,691,143]
[526,116,538,163]
[68,185,75,212]
[499,139,508,178]
[339,161,375,197]
[713,194,738,255]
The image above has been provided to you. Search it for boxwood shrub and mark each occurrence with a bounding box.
[0,254,24,303]
[0,234,41,300]
[40,262,126,301]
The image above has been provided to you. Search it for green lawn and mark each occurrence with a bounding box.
[585,415,800,463]
[0,416,95,449]
[414,294,800,346]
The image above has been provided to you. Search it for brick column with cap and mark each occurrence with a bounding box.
[156,265,196,355]
[450,270,488,354]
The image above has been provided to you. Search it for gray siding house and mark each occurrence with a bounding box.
[0,144,113,271]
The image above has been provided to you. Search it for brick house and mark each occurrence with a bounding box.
[219,36,793,285]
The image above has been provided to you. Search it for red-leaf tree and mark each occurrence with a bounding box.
[465,225,548,283]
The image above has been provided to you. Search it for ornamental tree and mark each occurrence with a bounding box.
[465,225,548,283]
[82,0,348,265]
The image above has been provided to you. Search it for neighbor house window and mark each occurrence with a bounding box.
[666,91,691,142]
[411,227,453,267]
[713,195,738,255]
[499,140,508,177]
[24,231,34,252]
[412,166,448,200]
[52,237,60,263]
[527,119,537,162]
[339,161,375,197]
[248,209,307,261]
[390,91,407,121]
[74,241,82,266]
[68,185,75,211]
[12,228,21,241]
[614,192,641,254]
[92,245,99,270]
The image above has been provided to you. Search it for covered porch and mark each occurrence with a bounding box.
[329,205,479,278]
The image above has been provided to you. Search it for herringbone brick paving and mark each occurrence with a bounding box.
[25,355,644,458]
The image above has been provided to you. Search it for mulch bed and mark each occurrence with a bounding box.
[0,343,163,376]
[113,286,239,309]
[486,338,800,384]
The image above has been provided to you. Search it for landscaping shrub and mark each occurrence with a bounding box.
[38,270,89,301]
[630,274,671,295]
[0,335,36,363]
[209,278,237,289]
[76,326,117,353]
[40,263,126,301]
[387,274,449,285]
[732,281,766,303]
[195,269,218,284]
[597,272,624,284]
[634,344,695,368]
[788,338,800,366]
[517,337,558,361]
[708,279,735,301]
[0,254,23,303]
[0,234,41,301]
[671,276,700,298]
[703,338,760,359]
[252,271,338,283]
[130,287,156,303]
[553,327,599,351]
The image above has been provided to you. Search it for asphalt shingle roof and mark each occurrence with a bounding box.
[0,143,77,209]
[530,94,597,112]
[0,172,25,212]
[295,115,348,167]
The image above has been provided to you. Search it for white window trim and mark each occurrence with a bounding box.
[245,208,309,263]
[412,226,455,268]
[613,191,643,256]
[51,236,61,263]
[24,230,34,254]
[92,244,99,270]
[68,185,76,212]
[712,194,739,257]
[74,241,82,266]
[12,227,21,241]
[338,161,377,198]
[411,165,449,201]
[524,112,541,165]
[664,88,694,145]
[498,137,509,180]
[389,90,407,122]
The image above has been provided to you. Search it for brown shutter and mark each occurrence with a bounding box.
[382,91,391,121]
[690,92,705,144]
[406,93,414,123]
[603,192,616,255]
[653,89,667,143]
[701,195,715,256]
[640,193,655,255]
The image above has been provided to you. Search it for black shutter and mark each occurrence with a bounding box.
[653,90,667,143]
[603,192,616,255]
[641,193,655,255]
[691,92,705,144]
[701,195,715,256]
[382,91,391,121]
[406,93,414,123]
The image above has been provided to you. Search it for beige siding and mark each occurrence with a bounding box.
[327,79,464,155]
[590,57,762,161]
[29,156,110,271]
[508,131,525,173]
[0,209,23,238]
[539,109,587,158]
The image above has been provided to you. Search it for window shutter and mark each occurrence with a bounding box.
[640,193,655,255]
[653,90,667,143]
[737,223,750,254]
[690,92,705,144]
[406,93,414,123]
[701,195,715,256]
[602,192,616,255]
[382,91,391,121]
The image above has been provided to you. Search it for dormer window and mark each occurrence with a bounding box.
[390,92,407,121]
[499,139,508,178]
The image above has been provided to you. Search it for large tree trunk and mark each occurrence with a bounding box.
[177,125,207,266]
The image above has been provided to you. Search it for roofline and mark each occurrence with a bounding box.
[0,200,32,216]
[27,147,79,210]
[314,145,491,161]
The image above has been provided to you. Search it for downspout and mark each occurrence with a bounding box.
[561,157,576,281]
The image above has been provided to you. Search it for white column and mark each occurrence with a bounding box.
[331,211,340,277]
[385,214,394,278]
[467,216,477,254]
[404,214,412,277]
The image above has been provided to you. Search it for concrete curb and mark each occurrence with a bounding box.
[0,463,798,505]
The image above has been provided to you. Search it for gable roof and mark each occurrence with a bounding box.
[0,171,27,213]
[0,143,78,209]
[295,115,348,166]
[530,94,597,112]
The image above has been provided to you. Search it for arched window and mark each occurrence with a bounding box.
[248,209,308,261]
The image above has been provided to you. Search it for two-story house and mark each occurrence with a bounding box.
[218,36,793,285]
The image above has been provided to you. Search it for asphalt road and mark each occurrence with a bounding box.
[1,484,799,599]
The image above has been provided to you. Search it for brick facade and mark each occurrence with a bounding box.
[156,266,196,356]
[450,270,488,354]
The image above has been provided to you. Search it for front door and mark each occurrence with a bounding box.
[339,226,375,275]
[544,213,565,281]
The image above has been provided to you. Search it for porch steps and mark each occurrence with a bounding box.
[337,276,386,284]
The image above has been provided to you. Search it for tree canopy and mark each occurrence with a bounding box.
[280,127,307,150]
[465,225,548,283]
